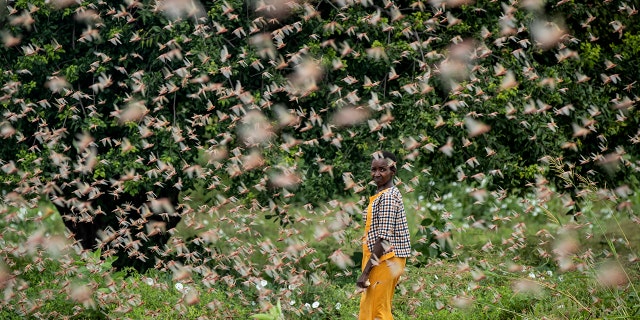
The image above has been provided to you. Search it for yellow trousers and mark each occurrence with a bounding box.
[358,256,406,320]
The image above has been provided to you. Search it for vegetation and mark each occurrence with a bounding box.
[1,0,639,318]
[1,183,638,319]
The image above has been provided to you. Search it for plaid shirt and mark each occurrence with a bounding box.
[364,186,412,258]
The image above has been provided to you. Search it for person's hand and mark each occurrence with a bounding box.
[356,273,371,289]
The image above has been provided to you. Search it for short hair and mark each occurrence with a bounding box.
[372,150,397,171]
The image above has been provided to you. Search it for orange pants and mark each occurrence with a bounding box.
[358,256,406,320]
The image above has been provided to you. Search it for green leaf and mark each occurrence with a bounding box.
[420,218,433,227]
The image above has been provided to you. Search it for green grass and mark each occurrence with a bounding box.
[1,185,639,319]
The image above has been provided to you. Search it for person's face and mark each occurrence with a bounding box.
[371,158,395,189]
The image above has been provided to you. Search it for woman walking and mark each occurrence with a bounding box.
[357,151,412,320]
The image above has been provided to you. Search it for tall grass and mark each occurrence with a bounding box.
[1,180,638,319]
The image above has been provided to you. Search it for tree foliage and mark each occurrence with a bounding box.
[1,0,639,269]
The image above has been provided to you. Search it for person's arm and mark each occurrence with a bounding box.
[356,238,386,288]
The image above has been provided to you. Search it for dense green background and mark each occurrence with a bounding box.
[2,0,638,207]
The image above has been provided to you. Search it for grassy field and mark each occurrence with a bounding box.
[1,184,639,319]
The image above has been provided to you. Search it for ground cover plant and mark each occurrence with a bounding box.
[1,180,639,319]
[1,0,640,319]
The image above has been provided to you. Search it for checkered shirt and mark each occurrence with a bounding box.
[364,186,412,258]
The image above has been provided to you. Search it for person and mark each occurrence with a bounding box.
[357,150,411,320]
